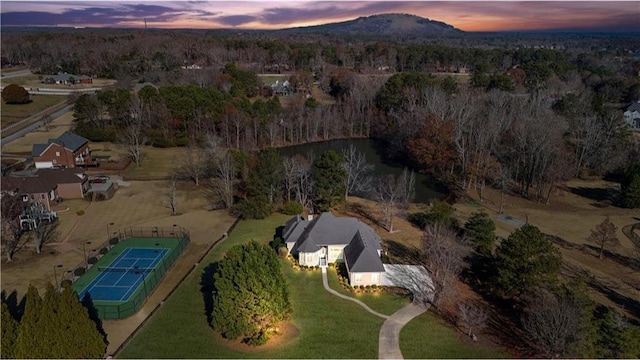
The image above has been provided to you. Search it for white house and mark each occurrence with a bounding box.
[624,102,640,129]
[283,212,385,286]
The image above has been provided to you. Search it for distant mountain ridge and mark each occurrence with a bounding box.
[279,13,463,36]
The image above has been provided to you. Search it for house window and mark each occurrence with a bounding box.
[354,273,363,284]
[30,194,35,200]
[371,273,379,283]
[40,194,45,199]
[22,196,28,202]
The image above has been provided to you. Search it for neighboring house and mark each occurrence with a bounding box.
[624,102,640,129]
[32,131,92,169]
[36,168,87,199]
[284,212,385,286]
[1,168,87,211]
[43,73,93,85]
[272,80,293,96]
[1,176,58,212]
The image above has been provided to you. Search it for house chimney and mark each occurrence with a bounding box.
[307,209,314,221]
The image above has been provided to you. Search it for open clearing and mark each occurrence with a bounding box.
[1,94,67,129]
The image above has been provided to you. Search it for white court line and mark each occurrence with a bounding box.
[117,249,168,302]
[79,247,134,299]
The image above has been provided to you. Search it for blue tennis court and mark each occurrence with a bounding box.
[77,247,168,302]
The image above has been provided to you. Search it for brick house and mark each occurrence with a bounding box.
[1,168,87,211]
[1,176,58,212]
[36,168,87,199]
[32,131,92,169]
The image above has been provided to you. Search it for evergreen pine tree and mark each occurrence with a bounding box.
[1,300,19,358]
[463,211,496,255]
[57,284,107,358]
[13,285,43,358]
[312,150,346,211]
[37,284,62,358]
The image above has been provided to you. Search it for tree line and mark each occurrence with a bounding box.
[411,203,640,358]
[1,284,107,358]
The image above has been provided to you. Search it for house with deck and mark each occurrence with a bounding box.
[32,131,92,169]
[284,212,385,286]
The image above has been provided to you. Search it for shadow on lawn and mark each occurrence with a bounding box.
[1,289,25,321]
[200,262,219,326]
[81,293,108,345]
[569,186,620,206]
[384,239,422,265]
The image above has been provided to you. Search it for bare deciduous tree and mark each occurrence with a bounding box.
[1,194,24,261]
[587,216,619,259]
[522,290,584,358]
[341,144,373,200]
[371,168,415,233]
[32,218,59,255]
[118,98,148,167]
[164,175,178,216]
[178,143,206,186]
[457,301,489,338]
[208,150,236,209]
[422,224,468,307]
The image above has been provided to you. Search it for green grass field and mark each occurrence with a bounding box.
[1,94,66,129]
[118,214,509,359]
[400,312,510,358]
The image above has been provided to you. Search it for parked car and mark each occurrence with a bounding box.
[95,175,110,181]
[89,178,106,184]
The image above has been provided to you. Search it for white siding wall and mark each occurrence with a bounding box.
[349,272,384,286]
[299,250,321,266]
[327,245,346,263]
[35,161,54,169]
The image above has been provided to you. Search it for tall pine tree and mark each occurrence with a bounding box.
[312,150,346,211]
[1,300,19,358]
[13,285,43,358]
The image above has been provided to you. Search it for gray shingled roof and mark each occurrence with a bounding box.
[55,131,88,152]
[32,143,48,156]
[344,231,385,273]
[44,73,92,82]
[32,131,88,156]
[626,102,640,112]
[283,216,309,245]
[289,211,382,254]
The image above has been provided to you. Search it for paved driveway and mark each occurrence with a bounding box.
[381,264,434,304]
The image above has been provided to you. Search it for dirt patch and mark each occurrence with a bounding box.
[213,321,300,353]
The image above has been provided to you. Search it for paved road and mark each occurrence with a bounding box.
[1,104,74,145]
[0,69,32,79]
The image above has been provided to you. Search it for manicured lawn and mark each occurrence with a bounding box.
[401,311,510,359]
[1,94,66,128]
[120,145,183,178]
[119,214,509,359]
[325,266,410,316]
[119,215,384,358]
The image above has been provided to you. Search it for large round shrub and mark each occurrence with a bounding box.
[211,241,291,346]
[1,84,30,104]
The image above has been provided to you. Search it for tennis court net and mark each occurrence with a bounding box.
[97,266,155,273]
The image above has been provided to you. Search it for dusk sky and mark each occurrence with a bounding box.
[1,1,639,32]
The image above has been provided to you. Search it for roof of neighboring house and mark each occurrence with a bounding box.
[288,212,382,253]
[1,176,56,194]
[44,73,92,81]
[32,131,89,156]
[35,168,86,184]
[344,231,385,273]
[626,102,640,112]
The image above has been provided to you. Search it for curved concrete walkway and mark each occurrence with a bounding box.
[378,302,428,359]
[320,268,429,360]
